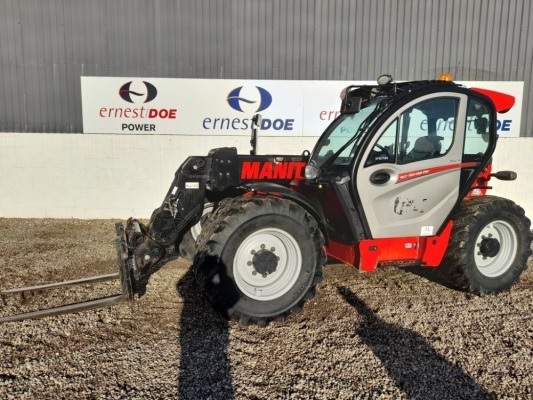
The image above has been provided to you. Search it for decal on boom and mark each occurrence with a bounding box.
[240,161,306,180]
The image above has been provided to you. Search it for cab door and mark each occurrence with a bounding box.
[356,93,468,239]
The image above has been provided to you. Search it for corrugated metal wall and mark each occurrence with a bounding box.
[1,0,532,135]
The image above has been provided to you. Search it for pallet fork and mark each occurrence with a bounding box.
[0,224,135,323]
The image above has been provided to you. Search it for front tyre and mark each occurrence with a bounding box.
[194,196,325,326]
[440,196,532,294]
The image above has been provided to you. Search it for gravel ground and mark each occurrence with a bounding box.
[0,218,532,400]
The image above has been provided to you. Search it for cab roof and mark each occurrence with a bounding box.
[346,79,514,113]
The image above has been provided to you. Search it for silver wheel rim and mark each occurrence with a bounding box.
[474,220,517,277]
[233,227,302,301]
[191,204,214,240]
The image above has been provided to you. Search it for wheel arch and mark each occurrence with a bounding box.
[243,182,329,245]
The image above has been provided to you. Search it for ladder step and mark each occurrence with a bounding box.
[0,294,124,323]
[1,273,120,294]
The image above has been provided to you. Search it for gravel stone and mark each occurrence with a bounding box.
[0,218,532,399]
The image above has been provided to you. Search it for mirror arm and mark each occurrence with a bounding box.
[250,113,262,155]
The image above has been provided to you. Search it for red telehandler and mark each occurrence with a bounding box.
[2,75,531,326]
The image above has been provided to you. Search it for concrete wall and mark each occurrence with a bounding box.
[0,133,312,218]
[1,133,530,220]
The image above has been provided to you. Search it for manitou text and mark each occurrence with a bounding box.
[240,161,306,180]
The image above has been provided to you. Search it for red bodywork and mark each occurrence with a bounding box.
[240,160,306,181]
[238,156,307,184]
[467,163,492,197]
[325,221,453,271]
[471,88,515,113]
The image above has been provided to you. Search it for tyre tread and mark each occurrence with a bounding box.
[441,196,532,294]
[194,196,325,326]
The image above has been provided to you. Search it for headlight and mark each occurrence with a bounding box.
[305,164,318,180]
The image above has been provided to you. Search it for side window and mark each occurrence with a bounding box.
[365,120,397,167]
[464,99,491,162]
[398,98,459,164]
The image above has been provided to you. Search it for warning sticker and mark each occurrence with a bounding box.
[185,182,200,189]
[421,226,434,236]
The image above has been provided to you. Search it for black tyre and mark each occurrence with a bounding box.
[440,196,532,294]
[194,196,325,326]
[179,203,214,261]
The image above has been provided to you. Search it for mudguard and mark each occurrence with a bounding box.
[243,181,329,244]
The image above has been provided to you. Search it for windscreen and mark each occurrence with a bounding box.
[309,99,382,170]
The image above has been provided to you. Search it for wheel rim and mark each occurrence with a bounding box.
[191,204,214,240]
[233,227,302,301]
[474,220,517,277]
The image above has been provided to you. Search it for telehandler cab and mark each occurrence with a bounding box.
[2,75,531,326]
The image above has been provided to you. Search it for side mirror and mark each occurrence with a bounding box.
[490,171,517,181]
[340,96,362,114]
[250,113,262,155]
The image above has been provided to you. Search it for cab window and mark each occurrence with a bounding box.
[463,98,491,162]
[365,120,397,167]
[398,98,458,164]
[365,97,459,167]
[312,100,381,168]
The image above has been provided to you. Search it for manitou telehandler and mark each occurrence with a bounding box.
[2,75,531,325]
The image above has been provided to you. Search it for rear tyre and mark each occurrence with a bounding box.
[194,196,325,326]
[440,196,532,294]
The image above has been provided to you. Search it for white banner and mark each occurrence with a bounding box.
[81,77,523,137]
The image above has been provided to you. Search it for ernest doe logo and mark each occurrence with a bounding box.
[202,85,294,131]
[97,80,176,133]
[227,86,272,112]
[119,81,158,104]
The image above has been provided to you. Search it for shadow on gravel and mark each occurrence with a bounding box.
[337,286,496,400]
[177,267,235,400]
[402,265,459,291]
